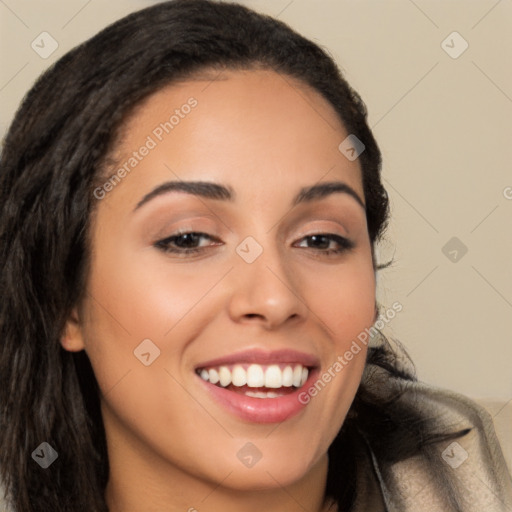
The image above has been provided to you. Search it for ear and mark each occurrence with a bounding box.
[60,307,86,352]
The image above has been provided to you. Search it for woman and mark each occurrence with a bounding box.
[0,1,510,511]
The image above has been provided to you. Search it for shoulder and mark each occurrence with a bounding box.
[370,382,512,511]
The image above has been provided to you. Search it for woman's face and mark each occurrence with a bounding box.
[64,69,376,499]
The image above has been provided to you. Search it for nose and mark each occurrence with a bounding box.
[227,240,309,330]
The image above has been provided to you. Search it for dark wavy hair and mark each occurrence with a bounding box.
[0,1,471,511]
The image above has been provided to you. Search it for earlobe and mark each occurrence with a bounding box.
[60,307,86,352]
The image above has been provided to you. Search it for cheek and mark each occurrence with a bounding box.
[307,254,376,344]
[80,238,233,402]
[298,254,375,438]
[84,239,205,342]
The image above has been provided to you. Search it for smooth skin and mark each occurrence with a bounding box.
[62,69,377,512]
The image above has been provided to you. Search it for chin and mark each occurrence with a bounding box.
[208,450,324,492]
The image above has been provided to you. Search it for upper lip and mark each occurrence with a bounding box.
[195,348,320,370]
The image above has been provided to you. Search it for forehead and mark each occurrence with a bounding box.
[102,68,364,209]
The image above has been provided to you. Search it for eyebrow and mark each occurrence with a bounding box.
[133,180,365,211]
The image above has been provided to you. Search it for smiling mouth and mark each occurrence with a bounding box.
[195,363,310,398]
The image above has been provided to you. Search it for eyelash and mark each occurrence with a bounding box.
[154,231,355,257]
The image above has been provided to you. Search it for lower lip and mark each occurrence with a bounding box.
[197,369,319,424]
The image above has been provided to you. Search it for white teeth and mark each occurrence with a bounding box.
[292,365,303,387]
[231,365,247,386]
[219,366,231,387]
[301,367,308,386]
[264,365,282,388]
[246,364,265,387]
[198,363,310,390]
[282,366,293,387]
[208,368,219,384]
[245,390,279,399]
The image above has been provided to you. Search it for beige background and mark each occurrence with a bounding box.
[1,0,511,460]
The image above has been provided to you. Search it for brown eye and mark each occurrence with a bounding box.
[295,233,354,255]
[155,231,220,255]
